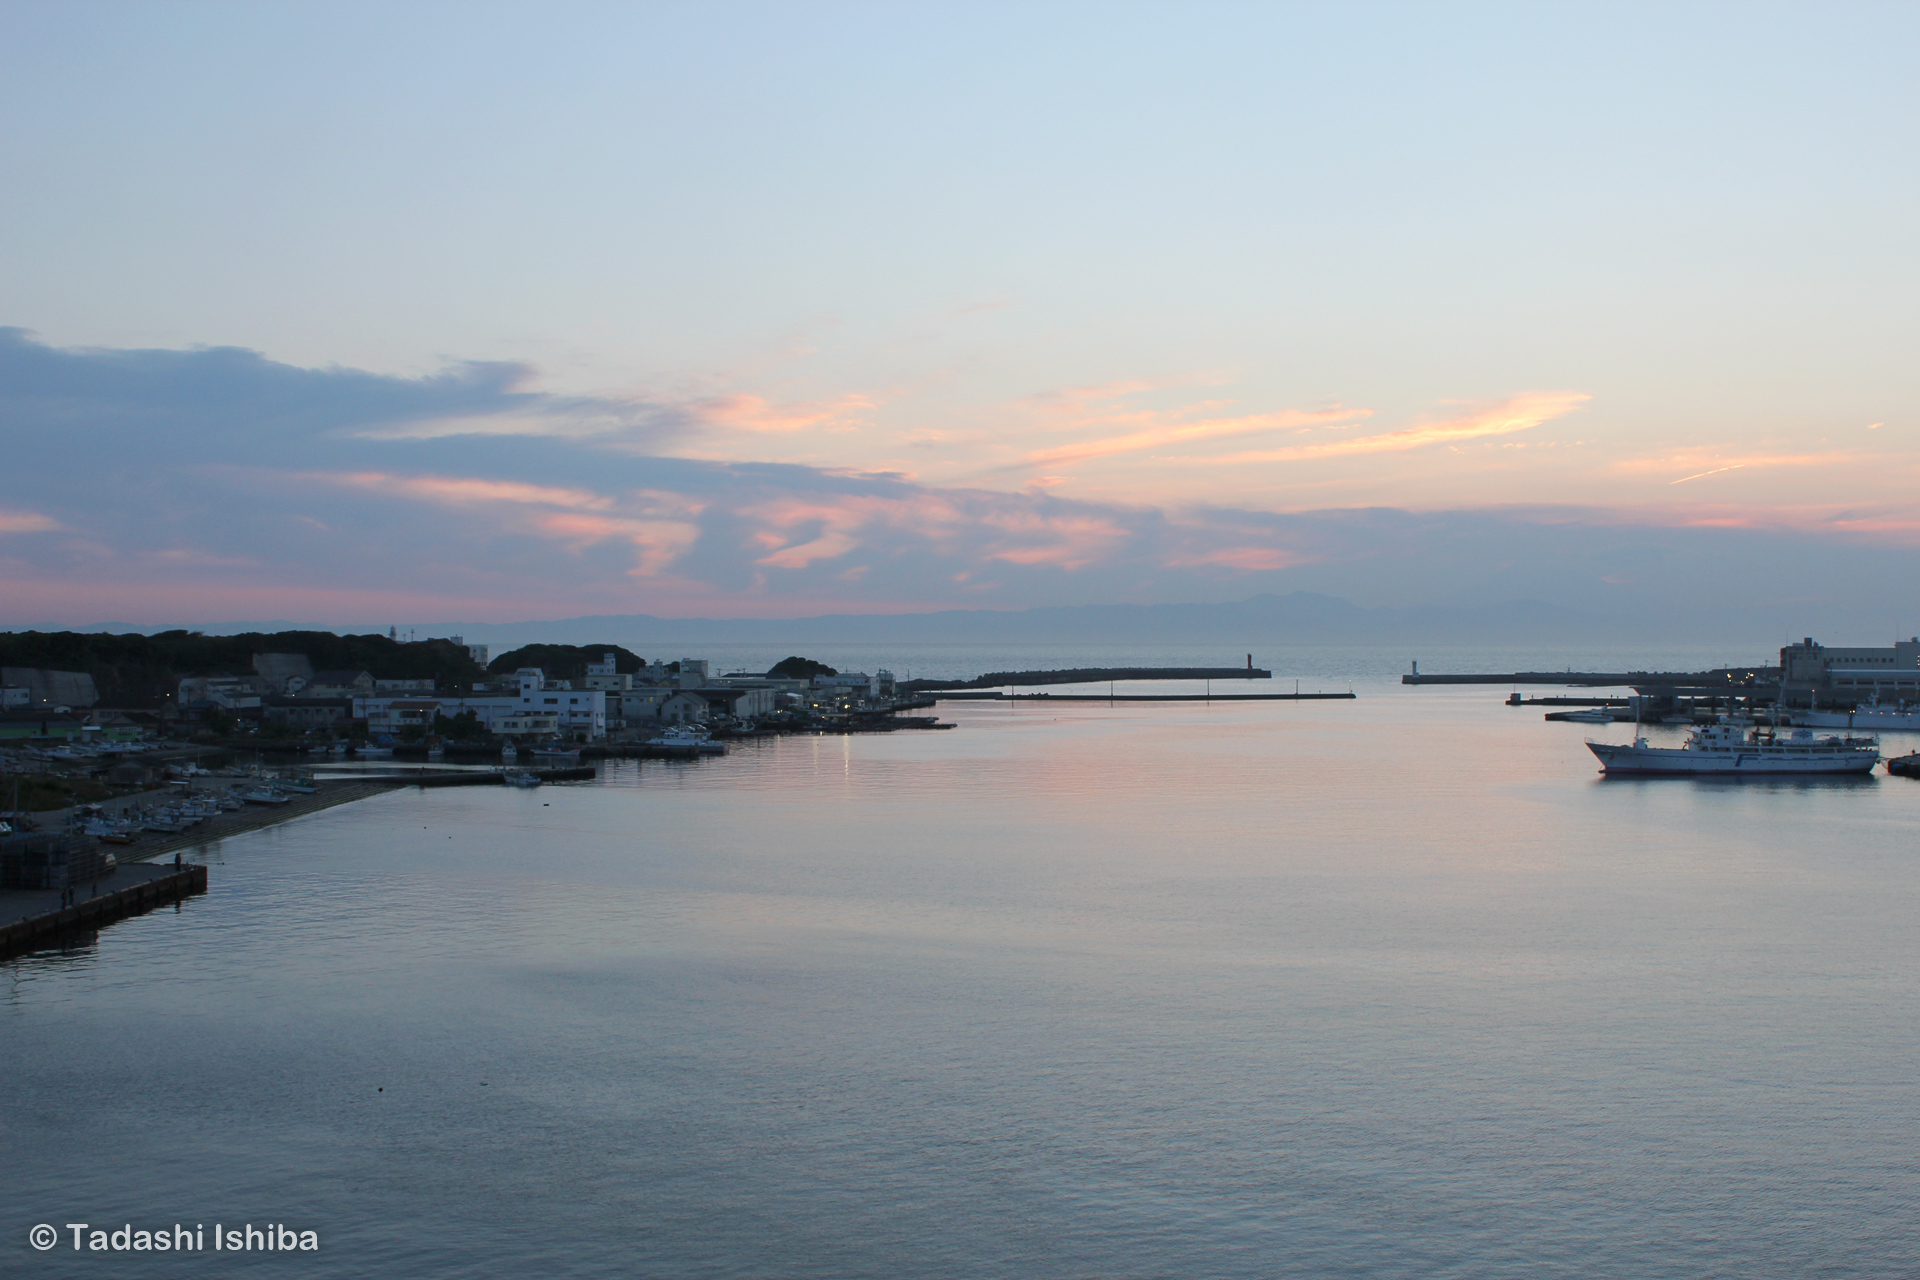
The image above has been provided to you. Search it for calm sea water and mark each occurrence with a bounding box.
[7,650,1920,1278]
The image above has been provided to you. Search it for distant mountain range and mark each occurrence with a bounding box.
[42,591,1811,649]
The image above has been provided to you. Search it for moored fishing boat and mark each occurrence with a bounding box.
[1588,720,1879,776]
[644,726,726,756]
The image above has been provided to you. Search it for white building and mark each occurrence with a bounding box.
[512,667,606,737]
[494,711,559,735]
[657,691,709,724]
[352,668,606,739]
[582,652,633,692]
[177,675,263,710]
[812,670,895,700]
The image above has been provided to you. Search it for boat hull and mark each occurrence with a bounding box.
[1588,741,1879,775]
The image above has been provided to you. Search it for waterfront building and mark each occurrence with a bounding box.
[177,675,264,711]
[582,653,633,692]
[698,687,778,719]
[306,670,377,697]
[263,696,353,729]
[493,711,560,735]
[811,670,896,700]
[2,667,100,708]
[251,653,314,693]
[351,668,607,739]
[657,691,709,724]
[1781,637,1920,701]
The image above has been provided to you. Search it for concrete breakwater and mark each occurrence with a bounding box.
[900,666,1272,692]
[1,860,208,959]
[939,690,1355,702]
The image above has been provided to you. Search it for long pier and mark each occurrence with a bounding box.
[1,861,208,959]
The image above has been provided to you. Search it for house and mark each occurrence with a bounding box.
[363,699,441,736]
[582,652,632,692]
[812,670,895,700]
[493,711,560,735]
[610,687,671,723]
[83,712,147,741]
[252,653,314,693]
[375,678,435,692]
[306,670,377,697]
[658,691,709,725]
[697,687,778,720]
[177,675,264,711]
[263,696,354,729]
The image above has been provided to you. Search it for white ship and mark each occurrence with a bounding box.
[1588,721,1879,776]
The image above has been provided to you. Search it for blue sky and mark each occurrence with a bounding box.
[2,2,1916,630]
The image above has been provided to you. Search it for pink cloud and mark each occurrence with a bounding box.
[1018,406,1370,469]
[1164,547,1308,571]
[324,471,613,510]
[690,392,875,434]
[1196,392,1591,464]
[0,508,62,533]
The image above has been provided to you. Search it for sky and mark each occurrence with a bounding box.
[2,1,1917,635]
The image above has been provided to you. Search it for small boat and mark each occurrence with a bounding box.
[645,727,726,756]
[1888,752,1920,778]
[240,788,292,805]
[502,770,541,788]
[1555,708,1615,724]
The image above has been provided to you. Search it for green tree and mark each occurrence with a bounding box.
[769,656,837,680]
[433,709,485,741]
[486,644,645,678]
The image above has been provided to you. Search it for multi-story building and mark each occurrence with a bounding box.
[1780,637,1920,700]
[351,668,607,739]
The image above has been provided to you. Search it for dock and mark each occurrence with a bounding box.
[1402,665,1778,698]
[1,860,208,959]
